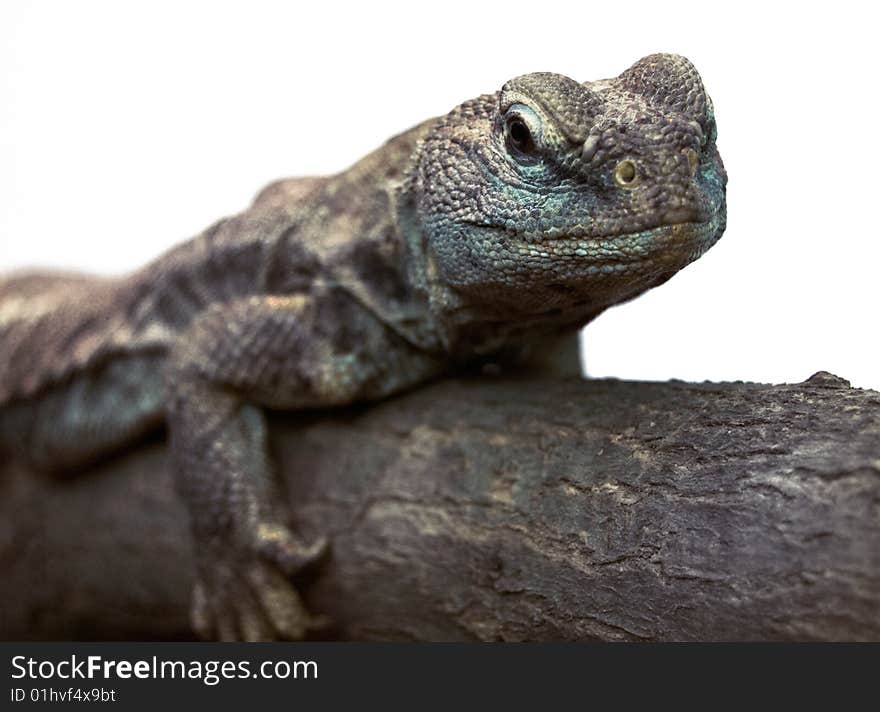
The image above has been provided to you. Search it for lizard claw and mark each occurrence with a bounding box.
[189,523,330,641]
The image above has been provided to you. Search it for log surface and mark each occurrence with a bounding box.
[1,371,878,641]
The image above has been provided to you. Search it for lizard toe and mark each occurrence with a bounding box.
[192,559,261,641]
[247,562,320,640]
[233,588,275,642]
[190,580,215,640]
[215,612,239,642]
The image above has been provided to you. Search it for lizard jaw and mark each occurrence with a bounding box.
[506,218,723,275]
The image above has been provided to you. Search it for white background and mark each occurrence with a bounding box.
[1,1,877,388]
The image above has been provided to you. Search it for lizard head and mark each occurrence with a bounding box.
[409,53,727,323]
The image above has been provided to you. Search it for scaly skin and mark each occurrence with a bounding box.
[0,54,727,640]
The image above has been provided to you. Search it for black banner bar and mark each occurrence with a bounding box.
[2,643,876,709]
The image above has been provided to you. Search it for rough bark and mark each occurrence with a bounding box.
[1,371,878,641]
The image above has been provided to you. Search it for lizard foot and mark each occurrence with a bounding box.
[190,525,329,641]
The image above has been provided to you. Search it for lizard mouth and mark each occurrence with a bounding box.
[505,218,722,272]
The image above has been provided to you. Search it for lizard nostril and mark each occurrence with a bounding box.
[686,149,699,176]
[614,160,638,188]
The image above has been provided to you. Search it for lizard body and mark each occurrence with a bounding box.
[0,54,727,640]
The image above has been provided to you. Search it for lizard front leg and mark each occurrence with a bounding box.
[166,291,432,640]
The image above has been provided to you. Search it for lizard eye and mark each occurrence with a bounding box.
[508,119,532,151]
[503,104,542,161]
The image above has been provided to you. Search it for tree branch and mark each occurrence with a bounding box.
[2,372,878,641]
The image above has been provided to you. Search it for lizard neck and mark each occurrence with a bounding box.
[395,144,620,365]
[395,175,596,361]
[393,166,484,357]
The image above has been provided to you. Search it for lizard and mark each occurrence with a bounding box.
[0,53,727,640]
